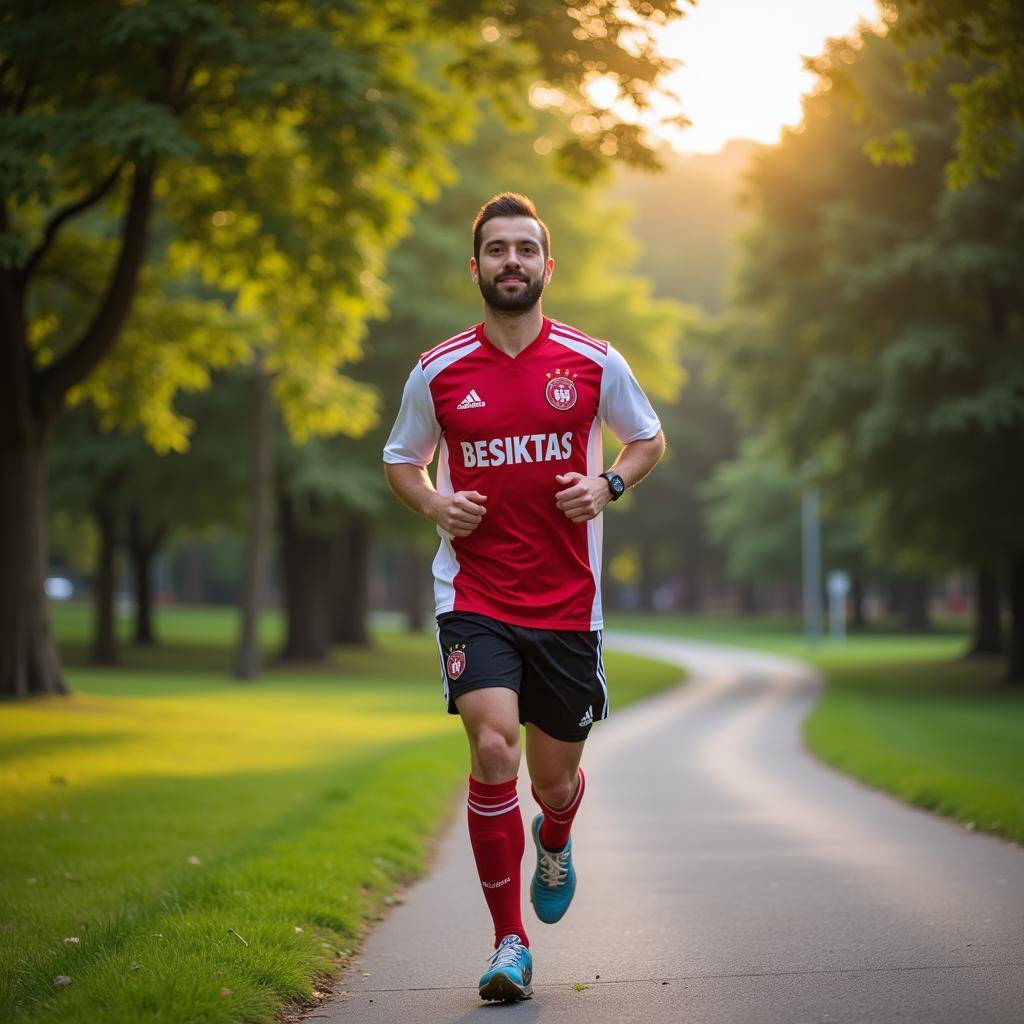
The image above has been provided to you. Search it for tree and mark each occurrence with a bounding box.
[1,0,692,697]
[709,28,1024,676]
[809,1,1024,187]
[47,374,251,661]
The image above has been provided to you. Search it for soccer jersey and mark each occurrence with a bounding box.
[383,317,660,630]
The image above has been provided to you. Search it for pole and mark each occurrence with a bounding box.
[801,484,822,648]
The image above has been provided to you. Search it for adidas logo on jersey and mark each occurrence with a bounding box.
[579,705,594,728]
[457,389,486,410]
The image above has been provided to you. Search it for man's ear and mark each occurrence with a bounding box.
[469,256,479,283]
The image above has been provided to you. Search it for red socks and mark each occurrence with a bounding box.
[467,776,527,947]
[532,767,585,852]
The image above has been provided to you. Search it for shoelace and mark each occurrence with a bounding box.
[537,847,570,888]
[489,936,525,968]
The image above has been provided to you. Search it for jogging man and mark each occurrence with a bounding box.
[383,193,665,1002]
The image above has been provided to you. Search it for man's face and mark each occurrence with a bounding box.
[471,216,553,313]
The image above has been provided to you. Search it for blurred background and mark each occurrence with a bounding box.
[3,0,1022,695]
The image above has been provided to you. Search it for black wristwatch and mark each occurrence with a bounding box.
[600,471,626,501]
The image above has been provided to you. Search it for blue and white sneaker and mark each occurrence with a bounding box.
[478,934,533,1001]
[529,813,577,923]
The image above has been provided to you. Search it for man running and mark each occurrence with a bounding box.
[383,192,665,1002]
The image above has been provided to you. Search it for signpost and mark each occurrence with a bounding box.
[827,570,850,644]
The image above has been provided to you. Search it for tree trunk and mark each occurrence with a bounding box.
[1008,554,1024,684]
[331,512,371,647]
[279,495,333,662]
[850,572,867,630]
[968,564,1003,657]
[235,363,273,680]
[128,509,164,646]
[681,556,703,614]
[179,542,207,604]
[637,538,657,611]
[0,437,67,697]
[1,159,157,699]
[901,575,932,633]
[404,544,428,633]
[739,582,758,617]
[91,504,119,665]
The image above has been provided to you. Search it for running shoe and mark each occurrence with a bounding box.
[478,934,533,1001]
[529,813,577,923]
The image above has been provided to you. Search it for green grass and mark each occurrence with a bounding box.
[608,612,1024,844]
[1,605,682,1023]
[803,655,1024,843]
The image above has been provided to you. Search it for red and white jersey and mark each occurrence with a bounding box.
[383,317,660,630]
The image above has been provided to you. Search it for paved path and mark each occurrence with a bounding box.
[325,634,1024,1023]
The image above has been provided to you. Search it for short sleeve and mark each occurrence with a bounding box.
[598,345,662,442]
[383,363,441,465]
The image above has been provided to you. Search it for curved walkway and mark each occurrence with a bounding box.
[326,633,1024,1023]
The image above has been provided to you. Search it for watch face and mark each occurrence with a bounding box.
[604,472,625,499]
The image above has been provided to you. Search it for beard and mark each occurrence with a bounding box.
[478,272,545,313]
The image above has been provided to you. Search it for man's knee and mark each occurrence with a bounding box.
[532,772,577,809]
[472,728,520,782]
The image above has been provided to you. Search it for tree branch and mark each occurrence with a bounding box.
[33,162,156,425]
[19,162,125,284]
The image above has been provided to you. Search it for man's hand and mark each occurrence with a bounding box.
[554,473,610,523]
[431,490,488,537]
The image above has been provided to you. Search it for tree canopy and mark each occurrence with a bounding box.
[708,25,1024,674]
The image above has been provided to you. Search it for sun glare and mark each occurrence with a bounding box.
[651,0,883,153]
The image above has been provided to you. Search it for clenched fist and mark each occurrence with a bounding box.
[432,490,488,537]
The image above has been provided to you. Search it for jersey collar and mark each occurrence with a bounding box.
[476,317,551,364]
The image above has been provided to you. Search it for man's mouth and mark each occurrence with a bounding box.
[498,276,528,284]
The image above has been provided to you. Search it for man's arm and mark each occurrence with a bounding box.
[554,429,666,523]
[384,462,489,538]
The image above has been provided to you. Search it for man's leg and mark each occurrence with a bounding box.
[525,724,586,922]
[525,723,586,848]
[457,687,527,948]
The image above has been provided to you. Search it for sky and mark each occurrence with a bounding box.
[650,0,883,153]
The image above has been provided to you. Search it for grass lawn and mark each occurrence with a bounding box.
[0,604,683,1024]
[609,612,1024,844]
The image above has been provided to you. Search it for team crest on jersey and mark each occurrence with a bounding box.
[446,644,467,680]
[545,369,578,411]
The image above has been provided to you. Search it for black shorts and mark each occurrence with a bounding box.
[435,611,608,742]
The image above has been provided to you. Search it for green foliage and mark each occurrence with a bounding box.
[888,0,1024,187]
[709,27,1024,573]
[806,2,1024,187]
[703,439,803,583]
[2,1,694,449]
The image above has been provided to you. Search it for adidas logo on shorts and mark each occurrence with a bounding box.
[578,705,594,728]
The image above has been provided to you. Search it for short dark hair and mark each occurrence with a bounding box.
[472,192,550,262]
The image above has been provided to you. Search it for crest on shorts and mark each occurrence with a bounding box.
[446,643,467,680]
[545,369,578,411]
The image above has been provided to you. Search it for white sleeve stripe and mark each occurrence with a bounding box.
[422,329,478,367]
[422,341,481,384]
[422,326,477,359]
[550,321,608,352]
[550,331,608,366]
